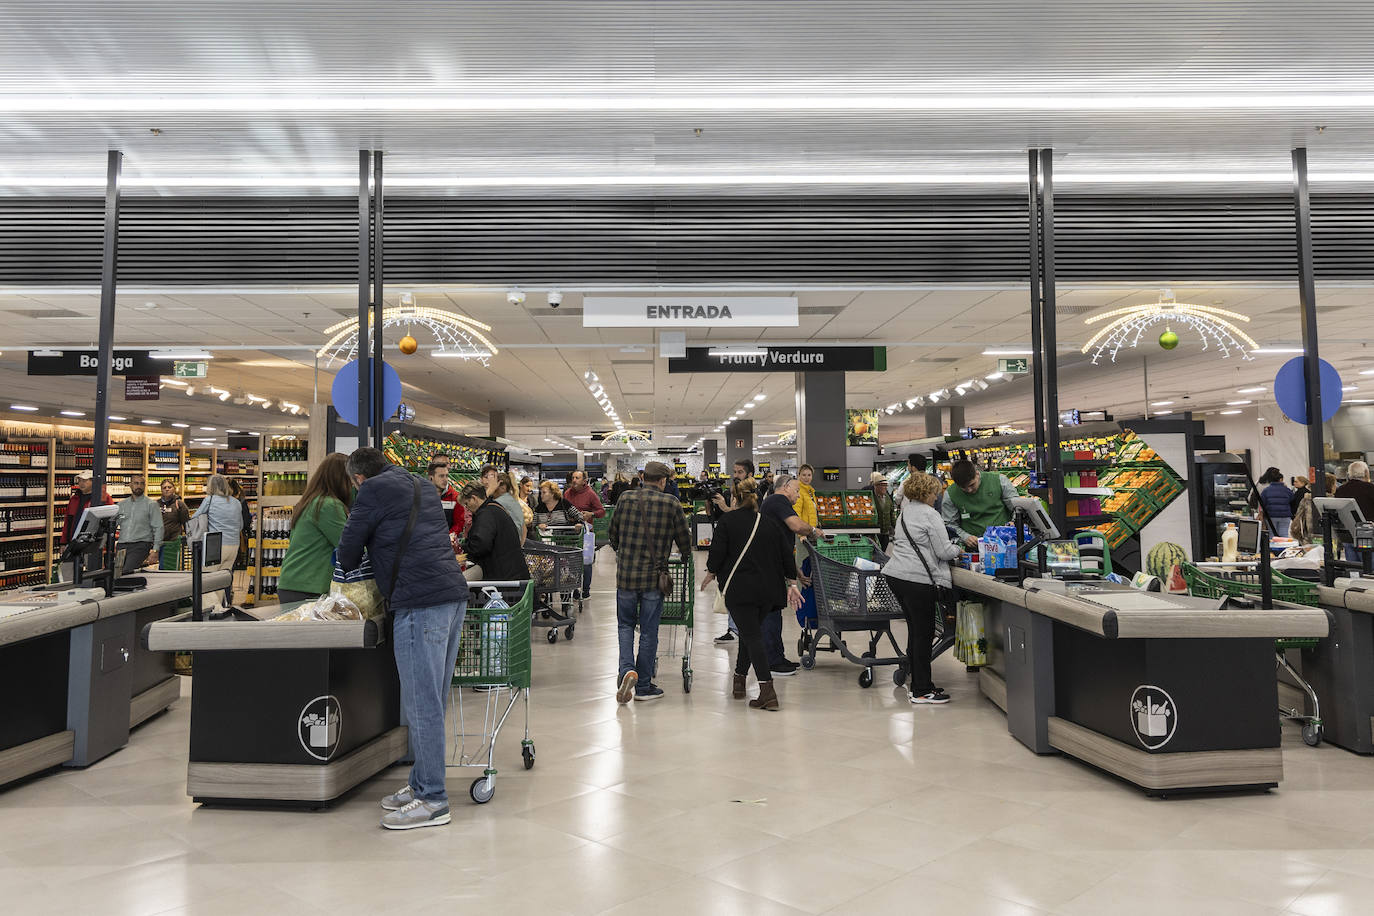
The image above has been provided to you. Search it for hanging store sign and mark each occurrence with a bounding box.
[997,358,1029,375]
[27,349,160,377]
[847,409,879,446]
[583,296,798,328]
[123,376,161,401]
[668,346,886,374]
[173,361,208,378]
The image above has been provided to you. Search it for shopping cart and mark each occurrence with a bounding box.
[654,553,695,692]
[524,539,582,643]
[449,580,534,804]
[1182,562,1325,746]
[800,538,908,687]
[593,506,614,550]
[539,524,587,615]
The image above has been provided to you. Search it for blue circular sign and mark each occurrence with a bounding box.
[330,359,404,427]
[1273,356,1342,425]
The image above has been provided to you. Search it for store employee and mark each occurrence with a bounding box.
[942,459,1018,548]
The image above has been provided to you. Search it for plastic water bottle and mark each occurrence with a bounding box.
[483,614,509,678]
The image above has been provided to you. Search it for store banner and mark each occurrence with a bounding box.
[583,296,798,328]
[668,346,886,374]
[27,349,160,377]
[123,376,161,401]
[847,409,879,446]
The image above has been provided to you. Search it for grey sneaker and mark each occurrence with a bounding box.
[616,670,638,704]
[381,798,451,830]
[380,784,415,811]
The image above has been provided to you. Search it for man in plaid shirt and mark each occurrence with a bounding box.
[608,461,692,702]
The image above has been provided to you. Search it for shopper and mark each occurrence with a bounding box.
[1290,476,1311,517]
[337,447,469,831]
[709,459,756,644]
[704,477,803,710]
[159,478,190,544]
[190,475,243,605]
[871,471,896,551]
[760,471,775,499]
[608,460,692,703]
[277,453,352,605]
[760,473,818,676]
[227,478,254,571]
[793,464,819,530]
[61,469,113,544]
[533,480,585,531]
[427,457,466,551]
[1291,473,1336,545]
[884,471,963,704]
[1256,467,1295,538]
[114,475,163,574]
[608,473,631,505]
[896,453,943,514]
[462,481,530,582]
[942,460,1017,548]
[519,476,536,509]
[1335,461,1374,562]
[564,470,605,595]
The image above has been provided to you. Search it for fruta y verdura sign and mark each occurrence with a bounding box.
[668,346,886,373]
[583,296,798,328]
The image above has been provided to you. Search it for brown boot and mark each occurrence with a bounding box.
[732,673,747,699]
[749,681,779,711]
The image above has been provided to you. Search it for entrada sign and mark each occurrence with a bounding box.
[27,349,161,377]
[668,346,887,374]
[583,296,798,328]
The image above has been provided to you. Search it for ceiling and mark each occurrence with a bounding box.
[2,2,1373,454]
[3,2,1374,194]
[3,284,1371,454]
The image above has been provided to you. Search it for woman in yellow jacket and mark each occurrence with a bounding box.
[794,464,819,527]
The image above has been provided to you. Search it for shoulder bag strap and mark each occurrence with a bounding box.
[721,512,762,598]
[387,477,423,602]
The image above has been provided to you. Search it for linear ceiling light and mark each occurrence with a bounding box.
[982,348,1034,356]
[150,349,213,360]
[1250,347,1305,354]
[708,347,768,357]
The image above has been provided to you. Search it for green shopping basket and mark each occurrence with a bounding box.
[814,533,880,566]
[657,553,695,692]
[593,506,613,547]
[1180,563,1320,607]
[454,582,534,690]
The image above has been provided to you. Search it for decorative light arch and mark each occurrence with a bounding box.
[1081,296,1258,364]
[317,304,499,366]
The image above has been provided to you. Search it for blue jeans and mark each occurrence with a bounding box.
[393,600,467,804]
[1272,517,1292,539]
[582,562,593,595]
[617,588,664,686]
[761,607,785,666]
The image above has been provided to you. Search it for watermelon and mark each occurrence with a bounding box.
[1147,541,1188,580]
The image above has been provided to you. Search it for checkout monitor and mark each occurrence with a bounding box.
[1044,540,1082,576]
[1235,517,1261,554]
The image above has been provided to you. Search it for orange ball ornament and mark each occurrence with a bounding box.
[398,335,418,355]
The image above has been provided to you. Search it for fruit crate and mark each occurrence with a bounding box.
[814,491,846,526]
[843,491,876,525]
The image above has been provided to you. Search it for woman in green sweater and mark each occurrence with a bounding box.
[277,453,353,605]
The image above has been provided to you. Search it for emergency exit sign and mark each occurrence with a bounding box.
[173,361,208,378]
[998,358,1029,374]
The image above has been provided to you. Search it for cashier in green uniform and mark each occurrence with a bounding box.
[941,459,1018,548]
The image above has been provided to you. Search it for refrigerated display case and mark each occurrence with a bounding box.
[1193,452,1258,559]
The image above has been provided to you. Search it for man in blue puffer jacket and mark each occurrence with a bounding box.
[338,447,469,831]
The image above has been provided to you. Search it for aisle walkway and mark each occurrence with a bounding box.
[4,549,1374,914]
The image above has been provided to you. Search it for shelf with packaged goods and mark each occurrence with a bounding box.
[0,532,49,543]
[261,461,309,473]
[0,565,45,576]
[0,501,52,509]
[259,496,302,508]
[0,468,49,474]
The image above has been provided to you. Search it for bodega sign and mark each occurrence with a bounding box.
[27,349,161,377]
[582,296,798,328]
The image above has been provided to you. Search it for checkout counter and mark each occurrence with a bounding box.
[955,567,1329,794]
[142,601,404,806]
[0,569,231,788]
[1284,577,1374,755]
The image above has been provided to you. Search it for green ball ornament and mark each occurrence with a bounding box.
[1158,329,1180,351]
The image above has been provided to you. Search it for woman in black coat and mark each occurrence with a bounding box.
[460,483,530,582]
[703,478,802,710]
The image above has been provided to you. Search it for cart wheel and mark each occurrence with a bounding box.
[858,668,874,688]
[893,666,907,686]
[546,629,558,644]
[522,745,536,770]
[1302,722,1323,747]
[800,655,816,670]
[565,624,575,641]
[470,776,495,804]
[683,670,693,693]
[797,635,808,657]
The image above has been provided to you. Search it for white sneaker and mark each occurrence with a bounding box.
[909,688,951,705]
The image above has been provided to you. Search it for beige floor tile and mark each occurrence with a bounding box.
[706,839,904,914]
[824,872,1048,915]
[1287,867,1374,916]
[601,805,785,873]
[469,841,692,915]
[1105,849,1327,911]
[1054,871,1287,916]
[795,808,982,870]
[601,875,809,915]
[517,786,685,841]
[911,838,1123,911]
[875,785,1046,836]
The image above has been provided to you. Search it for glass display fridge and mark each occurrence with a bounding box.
[1193,452,1259,559]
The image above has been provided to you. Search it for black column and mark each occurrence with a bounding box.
[1292,148,1326,499]
[1039,148,1066,532]
[356,150,371,449]
[1027,151,1047,483]
[92,151,122,501]
[371,150,386,446]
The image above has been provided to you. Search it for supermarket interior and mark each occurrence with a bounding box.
[9,3,1374,914]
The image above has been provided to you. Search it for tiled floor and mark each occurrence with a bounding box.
[6,552,1374,914]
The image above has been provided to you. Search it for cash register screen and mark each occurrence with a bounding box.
[1235,518,1260,554]
[201,531,223,568]
[1045,540,1081,575]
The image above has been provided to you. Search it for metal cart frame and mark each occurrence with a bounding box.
[655,553,695,693]
[800,538,908,687]
[449,580,534,804]
[523,539,582,643]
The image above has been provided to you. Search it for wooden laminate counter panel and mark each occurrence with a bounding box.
[955,568,1329,639]
[1048,717,1282,791]
[186,726,408,802]
[95,571,231,619]
[1322,579,1374,616]
[143,612,381,651]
